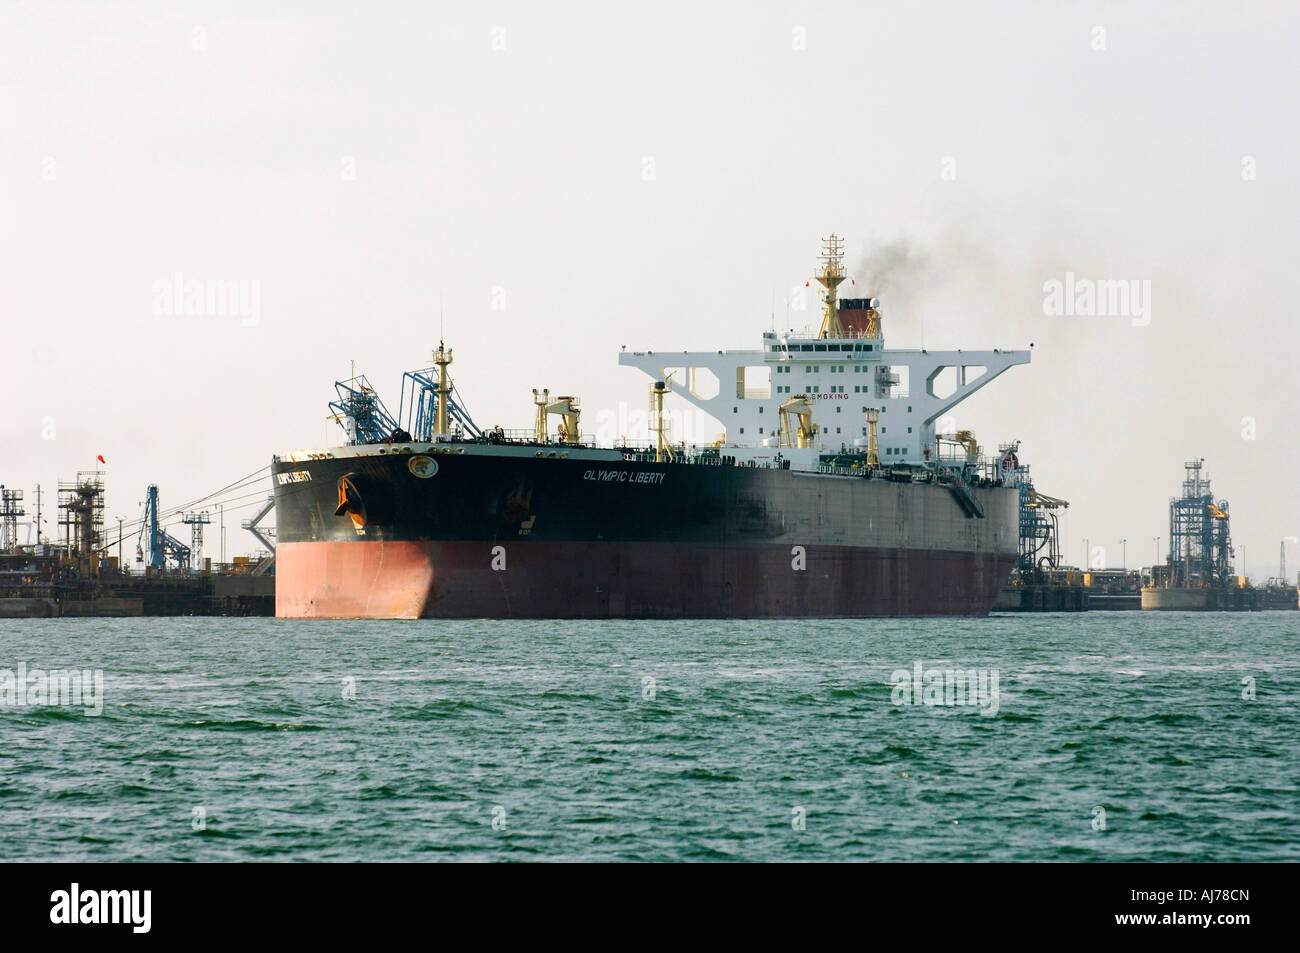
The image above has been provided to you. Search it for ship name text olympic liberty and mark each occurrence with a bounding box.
[583,469,667,485]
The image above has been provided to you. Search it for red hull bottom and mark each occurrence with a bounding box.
[276,540,1014,619]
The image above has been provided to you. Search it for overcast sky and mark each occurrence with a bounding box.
[3,1,1298,577]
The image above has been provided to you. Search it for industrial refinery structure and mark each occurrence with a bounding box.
[0,468,275,617]
[1142,459,1260,610]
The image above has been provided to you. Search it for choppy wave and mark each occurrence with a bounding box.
[0,613,1296,861]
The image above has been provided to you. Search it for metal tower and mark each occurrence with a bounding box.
[181,511,211,565]
[57,471,105,557]
[1165,459,1233,588]
[0,486,24,552]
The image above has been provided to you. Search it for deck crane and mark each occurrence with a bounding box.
[329,376,398,444]
[398,343,483,440]
[532,390,583,444]
[778,395,818,449]
[330,348,484,446]
[137,485,192,571]
[937,430,981,467]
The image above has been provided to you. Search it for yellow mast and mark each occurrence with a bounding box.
[815,234,848,339]
[432,341,453,436]
[864,408,881,467]
[532,389,550,442]
[650,380,675,462]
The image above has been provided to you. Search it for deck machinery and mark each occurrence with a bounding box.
[328,344,483,445]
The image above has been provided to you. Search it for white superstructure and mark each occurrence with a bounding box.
[618,235,1029,470]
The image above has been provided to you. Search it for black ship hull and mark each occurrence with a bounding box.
[272,445,1019,619]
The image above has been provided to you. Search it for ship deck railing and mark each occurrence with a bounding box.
[470,428,603,449]
[406,434,1010,485]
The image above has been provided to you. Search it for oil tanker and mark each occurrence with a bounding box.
[273,236,1031,619]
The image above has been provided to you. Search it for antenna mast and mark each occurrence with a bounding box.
[815,234,848,339]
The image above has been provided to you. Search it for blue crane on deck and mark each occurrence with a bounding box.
[329,351,481,445]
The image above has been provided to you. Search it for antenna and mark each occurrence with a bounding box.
[814,234,849,338]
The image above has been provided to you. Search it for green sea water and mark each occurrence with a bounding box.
[1,613,1296,861]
